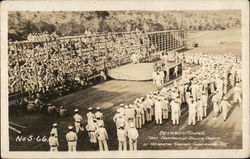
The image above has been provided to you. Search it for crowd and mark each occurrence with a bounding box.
[27,32,59,42]
[46,51,241,152]
[152,50,185,87]
[9,30,161,98]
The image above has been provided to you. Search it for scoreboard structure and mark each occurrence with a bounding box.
[147,30,186,52]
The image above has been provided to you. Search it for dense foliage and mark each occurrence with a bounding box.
[8,10,241,41]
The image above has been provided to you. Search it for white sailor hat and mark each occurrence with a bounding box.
[120,104,124,107]
[96,107,100,110]
[74,108,79,112]
[88,107,93,111]
[53,123,57,127]
[68,126,73,130]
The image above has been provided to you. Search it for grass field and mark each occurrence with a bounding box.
[187,29,241,57]
[9,29,242,151]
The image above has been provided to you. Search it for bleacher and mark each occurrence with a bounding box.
[8,30,187,100]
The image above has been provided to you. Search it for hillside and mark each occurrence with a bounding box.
[8,10,241,41]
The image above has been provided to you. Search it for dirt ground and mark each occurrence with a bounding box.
[8,29,242,151]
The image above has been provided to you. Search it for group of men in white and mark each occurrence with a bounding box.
[152,51,184,87]
[48,106,139,152]
[48,51,242,152]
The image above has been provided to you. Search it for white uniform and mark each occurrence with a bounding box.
[155,100,162,124]
[74,114,84,133]
[220,100,231,120]
[50,128,58,138]
[125,107,135,126]
[201,94,208,117]
[223,78,228,95]
[212,94,219,117]
[117,128,127,151]
[188,102,196,125]
[171,101,179,125]
[127,127,139,151]
[139,103,146,125]
[114,114,126,130]
[85,121,98,143]
[216,78,223,93]
[145,98,152,121]
[96,127,109,151]
[86,112,95,124]
[161,99,169,119]
[190,84,198,101]
[117,107,126,116]
[48,136,59,151]
[95,111,104,127]
[66,131,77,152]
[159,71,165,84]
[196,100,203,121]
[135,106,142,128]
[174,65,178,77]
[179,84,185,103]
[165,67,170,81]
[156,74,162,87]
[232,86,241,103]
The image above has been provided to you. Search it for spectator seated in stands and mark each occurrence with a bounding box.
[8,29,163,107]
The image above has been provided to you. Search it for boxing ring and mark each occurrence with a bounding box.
[108,62,180,81]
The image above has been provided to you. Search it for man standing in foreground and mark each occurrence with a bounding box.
[95,107,104,127]
[48,132,59,151]
[73,109,84,134]
[127,123,139,151]
[66,126,77,152]
[96,123,109,151]
[232,83,242,105]
[188,98,196,125]
[220,97,231,121]
[117,124,127,151]
[87,107,95,124]
[212,91,220,119]
[201,92,208,117]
